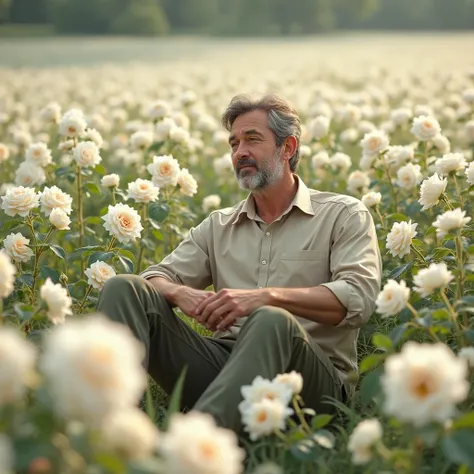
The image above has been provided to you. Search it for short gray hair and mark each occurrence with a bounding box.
[221,94,302,172]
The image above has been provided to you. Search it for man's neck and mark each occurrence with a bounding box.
[252,174,298,224]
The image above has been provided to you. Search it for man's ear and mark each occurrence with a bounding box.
[282,136,298,162]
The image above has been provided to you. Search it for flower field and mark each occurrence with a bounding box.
[0,35,473,473]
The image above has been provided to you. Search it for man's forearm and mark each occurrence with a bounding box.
[264,285,347,326]
[147,276,183,306]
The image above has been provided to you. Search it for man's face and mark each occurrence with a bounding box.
[228,109,285,191]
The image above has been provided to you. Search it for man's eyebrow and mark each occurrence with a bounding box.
[228,129,264,143]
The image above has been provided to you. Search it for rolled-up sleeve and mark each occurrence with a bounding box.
[139,217,213,290]
[320,207,382,329]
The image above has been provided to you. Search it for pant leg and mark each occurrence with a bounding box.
[194,305,344,433]
[96,274,231,409]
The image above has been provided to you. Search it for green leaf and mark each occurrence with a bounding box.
[84,182,101,195]
[388,261,414,280]
[49,244,66,260]
[148,202,170,223]
[13,303,34,320]
[84,216,103,225]
[290,438,320,461]
[117,255,134,273]
[386,213,408,221]
[162,366,187,431]
[360,353,385,374]
[390,324,407,345]
[116,248,136,262]
[88,251,115,265]
[453,412,474,430]
[40,266,60,283]
[76,245,103,252]
[442,429,474,468]
[372,333,393,351]
[55,166,72,177]
[1,219,23,233]
[95,163,106,175]
[311,414,333,431]
[412,239,425,247]
[360,367,382,403]
[17,273,34,288]
[458,295,474,306]
[463,329,474,344]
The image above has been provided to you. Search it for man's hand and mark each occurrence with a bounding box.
[175,287,215,319]
[195,288,270,331]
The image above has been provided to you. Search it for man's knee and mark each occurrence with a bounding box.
[246,305,298,331]
[101,273,143,294]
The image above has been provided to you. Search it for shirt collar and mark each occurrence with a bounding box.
[231,175,315,225]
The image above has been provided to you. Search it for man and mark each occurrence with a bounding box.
[97,94,382,434]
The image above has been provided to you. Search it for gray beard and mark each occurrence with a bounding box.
[236,151,285,191]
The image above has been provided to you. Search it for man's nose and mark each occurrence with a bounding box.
[234,142,250,159]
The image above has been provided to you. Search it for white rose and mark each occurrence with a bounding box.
[462,88,474,104]
[59,109,87,138]
[413,262,454,297]
[330,152,352,171]
[1,186,39,217]
[0,143,9,163]
[84,128,104,149]
[273,371,303,396]
[432,135,451,154]
[433,208,471,239]
[169,126,190,145]
[155,117,177,141]
[40,278,73,324]
[348,419,383,465]
[385,145,414,169]
[147,155,180,187]
[130,130,153,150]
[360,130,389,156]
[14,161,46,187]
[58,139,75,152]
[464,120,474,144]
[435,152,467,176]
[213,153,233,175]
[299,145,311,158]
[40,102,61,124]
[359,153,376,171]
[25,142,53,167]
[3,232,34,263]
[410,115,441,141]
[13,129,32,148]
[375,279,410,317]
[361,191,382,208]
[127,178,159,204]
[102,203,143,244]
[465,161,474,185]
[202,194,221,213]
[340,128,359,144]
[177,168,198,197]
[40,186,73,216]
[49,208,71,230]
[101,174,120,188]
[84,261,116,290]
[73,141,102,168]
[419,173,448,210]
[391,107,412,126]
[386,220,418,258]
[396,163,423,189]
[347,170,370,194]
[147,100,171,120]
[308,116,330,140]
[311,151,330,169]
[0,250,16,298]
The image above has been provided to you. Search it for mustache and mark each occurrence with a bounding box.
[236,159,258,171]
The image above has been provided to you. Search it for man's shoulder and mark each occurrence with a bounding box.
[308,188,368,215]
[206,200,246,224]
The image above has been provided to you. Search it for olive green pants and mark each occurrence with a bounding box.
[96,274,345,433]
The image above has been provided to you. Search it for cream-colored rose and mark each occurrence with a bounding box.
[40,278,72,324]
[385,145,414,170]
[100,408,159,460]
[391,107,412,126]
[101,174,120,188]
[127,178,159,203]
[155,117,177,142]
[169,126,190,145]
[83,128,104,149]
[311,151,330,169]
[25,142,53,167]
[433,208,471,239]
[73,141,102,168]
[386,220,418,258]
[273,371,303,395]
[361,191,382,208]
[1,186,39,217]
[147,100,171,120]
[348,419,383,465]
[58,140,75,152]
[40,102,61,124]
[59,109,87,138]
[0,143,10,163]
[202,194,221,213]
[396,163,423,189]
[3,232,34,263]
[14,161,46,187]
[84,261,116,290]
[330,152,352,171]
[435,152,467,176]
[347,170,371,194]
[432,135,451,154]
[465,161,474,185]
[465,120,474,144]
[177,168,198,197]
[410,115,441,141]
[360,130,389,156]
[147,155,180,187]
[375,279,410,317]
[0,250,16,298]
[49,208,71,230]
[419,173,448,210]
[40,186,73,216]
[130,130,153,150]
[413,262,454,297]
[102,203,143,244]
[308,116,330,140]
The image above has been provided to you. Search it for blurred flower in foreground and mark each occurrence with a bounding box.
[40,278,73,325]
[375,279,410,317]
[413,262,454,297]
[348,419,383,465]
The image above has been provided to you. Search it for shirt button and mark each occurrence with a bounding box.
[265,232,271,236]
[261,260,267,265]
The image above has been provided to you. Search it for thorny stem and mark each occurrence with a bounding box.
[78,285,93,314]
[111,187,116,205]
[441,194,453,211]
[440,288,464,346]
[105,237,116,252]
[76,165,85,274]
[411,244,427,265]
[136,204,147,274]
[292,396,311,435]
[453,174,464,208]
[382,158,398,210]
[375,205,386,229]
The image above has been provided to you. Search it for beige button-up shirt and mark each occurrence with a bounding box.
[141,176,382,386]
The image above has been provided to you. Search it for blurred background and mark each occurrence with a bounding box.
[1,0,473,37]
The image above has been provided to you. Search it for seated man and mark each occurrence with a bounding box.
[97,93,382,434]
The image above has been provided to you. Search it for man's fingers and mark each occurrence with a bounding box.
[216,312,238,331]
[205,303,233,329]
[195,292,220,316]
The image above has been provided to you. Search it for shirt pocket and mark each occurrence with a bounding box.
[276,250,329,287]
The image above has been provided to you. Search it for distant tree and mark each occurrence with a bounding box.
[111,0,169,35]
[0,0,11,22]
[163,0,219,32]
[9,0,48,23]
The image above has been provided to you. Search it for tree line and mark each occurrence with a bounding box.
[2,0,473,35]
